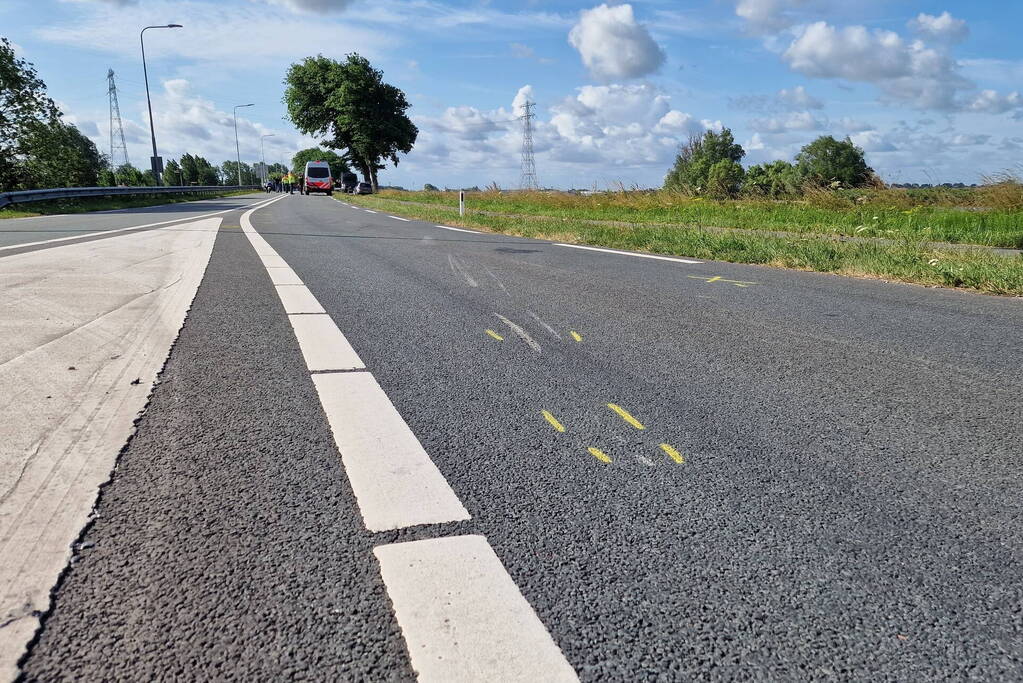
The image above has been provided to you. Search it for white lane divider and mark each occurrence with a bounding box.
[0,193,283,253]
[375,536,578,683]
[312,372,469,531]
[435,225,479,234]
[289,314,365,372]
[364,209,377,214]
[555,242,703,264]
[239,200,577,681]
[389,215,411,222]
[276,285,326,314]
[266,266,304,286]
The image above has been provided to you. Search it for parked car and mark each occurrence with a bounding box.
[303,160,333,196]
[354,182,373,195]
[339,172,359,193]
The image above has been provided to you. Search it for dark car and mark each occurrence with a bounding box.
[354,182,373,195]
[340,172,359,193]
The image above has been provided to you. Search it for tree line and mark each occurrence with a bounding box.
[664,128,875,199]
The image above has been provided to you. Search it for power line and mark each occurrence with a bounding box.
[518,100,538,191]
[107,69,130,169]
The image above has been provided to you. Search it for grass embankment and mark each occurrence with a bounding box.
[0,189,258,219]
[344,190,1023,296]
[377,188,1023,249]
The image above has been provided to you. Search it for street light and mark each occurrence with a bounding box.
[260,134,276,185]
[140,23,181,186]
[233,103,254,186]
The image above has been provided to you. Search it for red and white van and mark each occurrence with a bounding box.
[303,160,333,196]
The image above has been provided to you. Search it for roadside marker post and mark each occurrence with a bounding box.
[459,190,465,217]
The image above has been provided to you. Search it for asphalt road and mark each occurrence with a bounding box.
[0,192,270,254]
[15,193,1023,680]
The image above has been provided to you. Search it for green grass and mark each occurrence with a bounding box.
[374,189,1023,249]
[343,193,1023,297]
[0,189,258,219]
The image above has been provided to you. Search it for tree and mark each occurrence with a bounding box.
[164,159,183,186]
[114,163,146,186]
[180,153,218,185]
[1,37,104,191]
[706,160,745,199]
[745,160,801,198]
[220,160,256,185]
[284,53,417,191]
[664,128,745,195]
[291,147,349,178]
[423,183,439,192]
[795,136,873,188]
[18,119,104,189]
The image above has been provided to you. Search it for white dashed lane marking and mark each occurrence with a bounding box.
[555,242,703,264]
[375,535,579,683]
[435,225,479,234]
[389,215,411,222]
[239,199,576,680]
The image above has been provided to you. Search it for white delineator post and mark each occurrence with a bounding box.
[459,190,465,217]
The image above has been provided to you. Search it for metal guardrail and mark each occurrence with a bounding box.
[0,185,258,209]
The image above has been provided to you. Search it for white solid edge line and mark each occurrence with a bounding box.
[374,535,578,683]
[364,209,377,213]
[275,285,326,314]
[266,266,303,286]
[435,225,479,234]
[389,215,411,222]
[311,372,470,532]
[555,242,703,264]
[0,194,283,253]
[287,314,365,371]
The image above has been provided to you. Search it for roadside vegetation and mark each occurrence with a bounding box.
[0,189,256,219]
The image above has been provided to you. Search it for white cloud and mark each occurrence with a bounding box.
[568,4,665,81]
[782,22,971,110]
[966,90,1022,115]
[735,0,807,35]
[265,0,355,12]
[750,111,822,133]
[908,12,969,45]
[849,130,895,152]
[949,133,991,147]
[777,85,822,109]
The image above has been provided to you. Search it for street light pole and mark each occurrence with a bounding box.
[233,103,254,186]
[140,23,181,186]
[260,134,276,185]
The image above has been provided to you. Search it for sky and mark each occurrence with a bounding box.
[4,0,1022,189]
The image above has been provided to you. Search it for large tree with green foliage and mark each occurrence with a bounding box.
[795,136,874,188]
[664,128,746,197]
[291,147,349,178]
[284,53,417,191]
[1,37,105,191]
[745,160,801,198]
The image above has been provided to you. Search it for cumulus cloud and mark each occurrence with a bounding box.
[777,85,822,109]
[782,22,972,110]
[966,90,1022,115]
[730,85,822,113]
[750,111,822,133]
[568,4,666,81]
[265,0,355,11]
[735,0,807,35]
[909,11,969,44]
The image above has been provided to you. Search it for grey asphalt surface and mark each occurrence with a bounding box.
[0,192,269,255]
[19,194,1023,680]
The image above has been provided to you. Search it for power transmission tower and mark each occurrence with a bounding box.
[518,100,539,190]
[107,69,130,170]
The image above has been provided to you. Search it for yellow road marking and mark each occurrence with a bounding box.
[485,329,504,341]
[542,410,566,433]
[607,403,645,430]
[569,331,583,342]
[659,443,685,464]
[707,276,722,283]
[687,275,758,288]
[587,447,612,463]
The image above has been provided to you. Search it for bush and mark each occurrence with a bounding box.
[706,160,745,199]
[796,136,873,188]
[423,183,439,191]
[664,128,745,195]
[744,160,801,198]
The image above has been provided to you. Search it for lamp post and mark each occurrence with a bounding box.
[140,23,181,186]
[233,103,254,186]
[260,134,275,185]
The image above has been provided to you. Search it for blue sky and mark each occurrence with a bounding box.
[4,0,1022,188]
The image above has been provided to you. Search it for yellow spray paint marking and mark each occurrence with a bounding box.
[608,403,645,430]
[485,329,504,341]
[587,447,612,463]
[542,410,566,433]
[569,331,583,342]
[659,443,685,464]
[687,275,758,288]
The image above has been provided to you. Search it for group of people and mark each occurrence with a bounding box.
[265,172,299,194]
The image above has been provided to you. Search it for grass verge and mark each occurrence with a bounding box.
[0,189,258,219]
[344,194,1023,297]
[373,190,1023,249]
